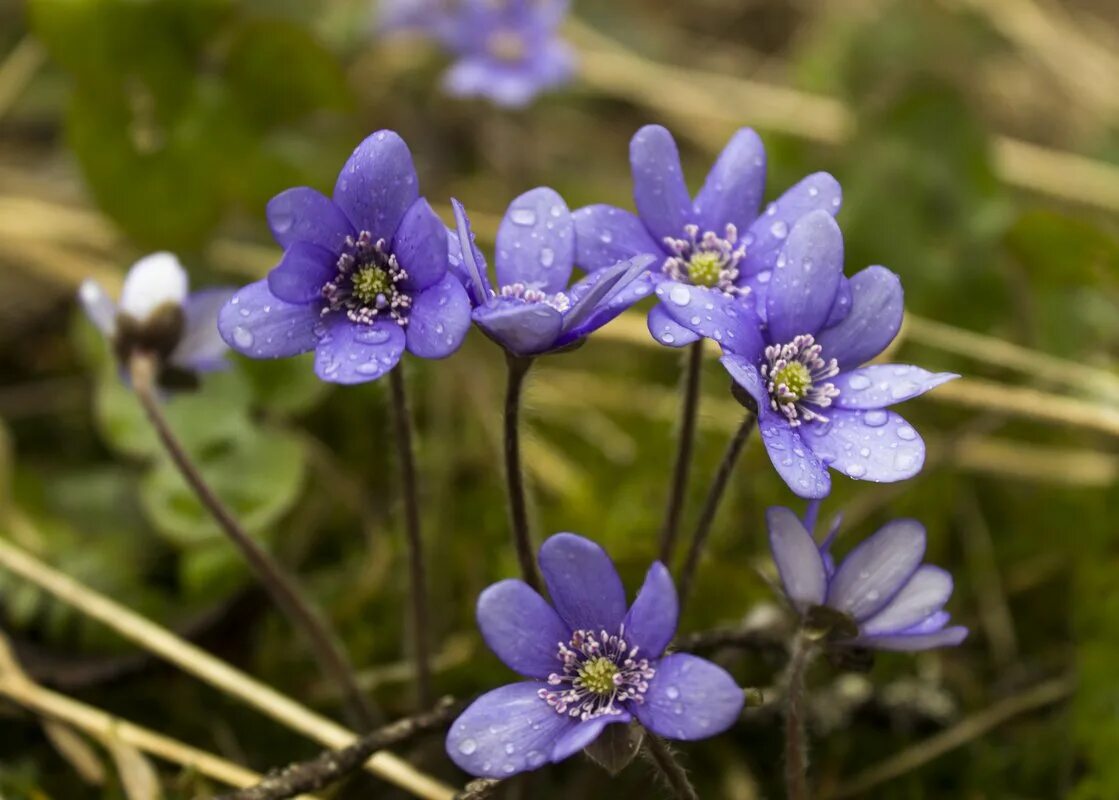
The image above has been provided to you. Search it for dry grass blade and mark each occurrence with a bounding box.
[0,36,46,122]
[106,737,164,800]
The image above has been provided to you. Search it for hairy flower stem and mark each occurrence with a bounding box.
[388,367,433,709]
[503,353,542,592]
[215,698,460,800]
[643,734,699,800]
[128,353,378,731]
[658,340,704,565]
[783,631,814,800]
[676,412,757,609]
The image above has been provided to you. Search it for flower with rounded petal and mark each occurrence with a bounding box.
[573,124,844,349]
[767,506,968,652]
[446,533,743,778]
[217,130,472,384]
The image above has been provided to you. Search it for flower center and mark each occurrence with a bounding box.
[538,628,655,721]
[761,334,840,426]
[321,231,412,326]
[499,282,571,313]
[662,223,749,296]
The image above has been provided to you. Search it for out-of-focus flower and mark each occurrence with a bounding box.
[79,252,233,388]
[446,533,743,778]
[767,506,968,651]
[380,0,574,108]
[657,209,957,498]
[573,124,843,348]
[451,189,654,357]
[217,130,472,384]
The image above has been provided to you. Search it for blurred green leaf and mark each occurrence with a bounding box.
[241,353,331,416]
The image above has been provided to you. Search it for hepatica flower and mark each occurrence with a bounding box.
[217,130,471,384]
[573,124,842,348]
[79,252,233,388]
[380,0,573,108]
[656,209,957,498]
[767,506,968,651]
[446,533,743,778]
[451,189,654,357]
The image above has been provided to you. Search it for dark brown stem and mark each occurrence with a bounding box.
[784,631,813,800]
[215,699,460,800]
[676,412,756,609]
[503,354,541,592]
[643,734,699,800]
[128,353,377,731]
[455,779,503,799]
[658,340,704,566]
[675,624,788,658]
[387,367,433,709]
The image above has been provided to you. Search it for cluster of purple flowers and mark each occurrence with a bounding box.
[83,121,966,783]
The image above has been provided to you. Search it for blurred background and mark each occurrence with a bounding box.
[0,0,1117,797]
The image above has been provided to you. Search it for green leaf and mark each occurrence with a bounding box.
[241,353,331,416]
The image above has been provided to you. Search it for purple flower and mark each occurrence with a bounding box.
[79,252,234,387]
[380,0,573,108]
[446,533,744,778]
[450,189,655,357]
[573,124,842,348]
[217,130,472,384]
[656,209,957,498]
[767,506,968,651]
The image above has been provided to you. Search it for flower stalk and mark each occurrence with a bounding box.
[783,630,814,800]
[658,340,704,565]
[127,352,378,731]
[676,412,757,608]
[387,367,434,708]
[503,353,542,592]
[643,734,699,800]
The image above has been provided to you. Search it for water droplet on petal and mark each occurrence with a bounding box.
[669,285,691,306]
[539,247,555,267]
[897,425,917,441]
[458,739,477,756]
[847,374,871,390]
[232,326,254,349]
[510,208,537,226]
[846,463,867,477]
[666,686,680,700]
[661,332,676,344]
[770,220,788,239]
[863,410,888,427]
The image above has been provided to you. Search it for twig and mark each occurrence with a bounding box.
[643,734,699,800]
[503,354,542,591]
[217,699,461,800]
[675,624,788,658]
[128,353,378,731]
[676,413,756,608]
[659,341,704,566]
[388,367,434,708]
[0,523,456,800]
[830,674,1074,798]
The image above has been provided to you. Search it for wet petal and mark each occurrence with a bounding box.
[266,187,354,252]
[900,611,951,635]
[557,269,657,345]
[450,198,494,304]
[826,518,926,621]
[647,302,701,348]
[634,654,744,741]
[859,565,953,636]
[171,288,236,371]
[477,579,571,680]
[693,127,766,234]
[538,533,627,634]
[394,198,449,293]
[630,125,694,243]
[802,407,926,484]
[560,254,654,336]
[742,172,842,277]
[765,210,844,343]
[816,266,903,371]
[495,187,575,294]
[78,279,116,337]
[854,626,968,652]
[313,316,404,384]
[653,282,764,359]
[267,241,336,304]
[120,252,188,322]
[333,130,419,243]
[756,407,832,500]
[720,352,766,401]
[446,682,574,778]
[832,365,959,410]
[823,275,852,328]
[766,506,827,612]
[551,715,629,763]
[573,204,661,271]
[621,563,677,659]
[406,275,471,359]
[472,298,563,356]
[218,280,321,359]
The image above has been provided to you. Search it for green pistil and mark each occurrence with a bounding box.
[578,657,618,695]
[774,362,812,400]
[352,266,391,305]
[687,252,723,287]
